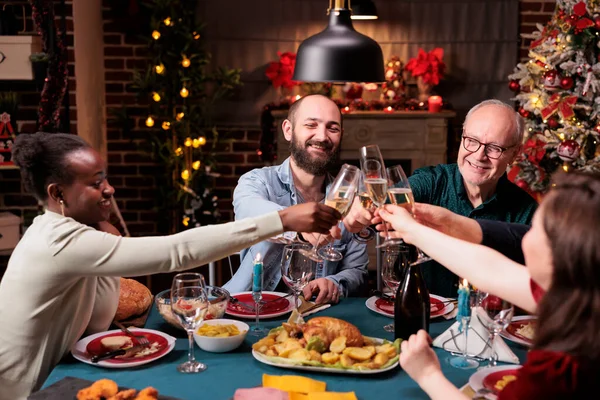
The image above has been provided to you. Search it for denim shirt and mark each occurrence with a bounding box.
[223,157,369,297]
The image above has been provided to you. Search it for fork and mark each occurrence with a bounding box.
[113,320,150,346]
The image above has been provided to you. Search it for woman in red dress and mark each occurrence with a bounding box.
[378,171,600,399]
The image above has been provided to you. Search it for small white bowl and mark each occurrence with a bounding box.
[193,319,249,353]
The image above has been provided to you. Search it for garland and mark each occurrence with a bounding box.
[30,0,68,132]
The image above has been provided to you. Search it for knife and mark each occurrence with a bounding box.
[91,344,149,363]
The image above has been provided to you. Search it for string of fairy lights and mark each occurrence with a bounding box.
[142,15,207,227]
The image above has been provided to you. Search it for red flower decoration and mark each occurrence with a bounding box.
[567,2,594,31]
[523,137,546,163]
[405,48,446,86]
[265,51,299,89]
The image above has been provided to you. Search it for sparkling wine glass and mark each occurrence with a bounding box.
[300,164,358,262]
[380,244,409,332]
[352,170,377,244]
[387,165,431,264]
[317,164,359,261]
[281,243,317,310]
[475,293,514,368]
[359,145,400,248]
[171,273,209,373]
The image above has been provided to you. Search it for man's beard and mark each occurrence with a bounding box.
[289,132,340,176]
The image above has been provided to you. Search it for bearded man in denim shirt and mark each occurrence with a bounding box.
[223,94,369,304]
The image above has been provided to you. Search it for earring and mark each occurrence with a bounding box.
[59,199,65,216]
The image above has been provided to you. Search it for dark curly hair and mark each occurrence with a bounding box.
[12,132,91,202]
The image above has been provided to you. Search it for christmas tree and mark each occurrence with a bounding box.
[508,0,600,197]
[132,0,241,231]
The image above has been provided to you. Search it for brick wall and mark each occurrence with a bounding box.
[0,1,557,274]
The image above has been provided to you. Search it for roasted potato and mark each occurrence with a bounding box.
[343,346,375,361]
[373,352,389,366]
[340,354,354,367]
[321,352,340,364]
[329,336,347,354]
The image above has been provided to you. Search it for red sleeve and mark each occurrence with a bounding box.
[530,279,545,303]
[498,350,582,399]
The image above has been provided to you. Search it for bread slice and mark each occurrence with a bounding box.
[100,335,133,351]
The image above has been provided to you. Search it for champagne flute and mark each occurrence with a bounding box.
[317,164,359,262]
[171,273,209,373]
[281,243,317,310]
[387,165,431,263]
[359,145,399,248]
[475,293,514,368]
[380,244,409,332]
[352,170,377,243]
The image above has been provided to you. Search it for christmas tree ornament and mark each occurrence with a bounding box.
[560,76,574,89]
[557,139,581,161]
[548,118,560,129]
[518,108,531,118]
[542,70,562,91]
[595,15,600,29]
[508,80,521,92]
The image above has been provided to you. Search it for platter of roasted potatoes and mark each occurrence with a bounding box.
[251,316,401,374]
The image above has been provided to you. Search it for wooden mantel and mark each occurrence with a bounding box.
[272,110,457,170]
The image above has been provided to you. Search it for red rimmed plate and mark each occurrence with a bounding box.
[365,294,454,319]
[226,291,294,319]
[469,365,522,396]
[500,315,537,347]
[71,328,176,369]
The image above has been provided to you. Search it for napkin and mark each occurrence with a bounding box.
[432,309,520,364]
[297,296,331,317]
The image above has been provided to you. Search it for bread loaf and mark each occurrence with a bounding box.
[114,278,152,321]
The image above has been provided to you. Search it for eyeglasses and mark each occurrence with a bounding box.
[461,134,517,160]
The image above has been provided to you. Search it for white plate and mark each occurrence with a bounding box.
[469,365,522,398]
[365,294,455,319]
[252,336,399,375]
[71,328,176,369]
[499,315,536,347]
[226,291,295,320]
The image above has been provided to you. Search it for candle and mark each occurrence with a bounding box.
[293,94,302,102]
[456,278,470,320]
[252,253,263,294]
[384,106,394,113]
[342,106,351,114]
[428,95,442,113]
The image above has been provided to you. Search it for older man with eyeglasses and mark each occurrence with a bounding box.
[406,99,538,297]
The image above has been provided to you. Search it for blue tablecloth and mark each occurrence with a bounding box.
[43,298,527,399]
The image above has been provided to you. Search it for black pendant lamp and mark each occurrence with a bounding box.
[292,0,384,83]
[350,0,378,20]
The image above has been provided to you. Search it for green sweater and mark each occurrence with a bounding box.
[408,163,538,297]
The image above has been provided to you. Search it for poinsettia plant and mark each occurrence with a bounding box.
[265,51,299,89]
[405,48,446,86]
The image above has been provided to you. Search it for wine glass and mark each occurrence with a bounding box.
[281,243,317,310]
[359,145,399,248]
[475,293,514,368]
[387,165,431,264]
[352,170,377,244]
[171,273,209,373]
[380,244,409,332]
[317,164,359,261]
[300,164,359,262]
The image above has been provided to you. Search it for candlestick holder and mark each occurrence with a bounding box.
[249,255,268,337]
[447,316,479,369]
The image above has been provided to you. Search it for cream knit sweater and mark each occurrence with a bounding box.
[0,210,283,400]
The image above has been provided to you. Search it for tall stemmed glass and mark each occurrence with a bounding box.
[171,273,209,373]
[359,145,399,248]
[281,243,317,310]
[352,171,377,244]
[380,244,409,332]
[387,165,431,264]
[300,164,359,262]
[475,293,514,368]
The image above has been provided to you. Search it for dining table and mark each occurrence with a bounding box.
[42,297,528,399]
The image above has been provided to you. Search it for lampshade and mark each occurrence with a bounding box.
[292,0,384,83]
[350,0,378,20]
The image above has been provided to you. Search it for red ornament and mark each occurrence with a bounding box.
[560,76,574,90]
[547,118,560,129]
[542,70,561,91]
[535,60,546,68]
[508,80,520,92]
[518,108,531,118]
[569,14,579,25]
[595,16,600,29]
[557,139,580,162]
[516,179,529,189]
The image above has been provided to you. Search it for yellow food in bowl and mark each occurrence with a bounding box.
[197,323,241,337]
